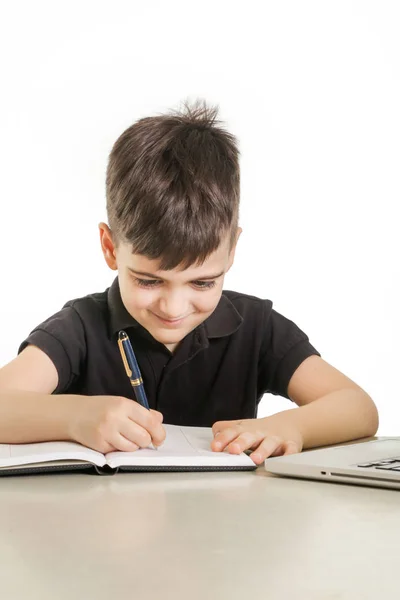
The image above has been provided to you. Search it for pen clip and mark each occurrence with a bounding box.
[118,338,133,378]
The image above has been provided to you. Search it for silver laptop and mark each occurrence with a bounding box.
[264,438,400,490]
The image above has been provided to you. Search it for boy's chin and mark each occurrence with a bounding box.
[151,329,185,343]
[148,324,195,349]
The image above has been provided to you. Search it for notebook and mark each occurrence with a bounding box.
[0,424,256,476]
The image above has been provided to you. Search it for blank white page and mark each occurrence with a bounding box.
[106,425,255,468]
[0,441,105,468]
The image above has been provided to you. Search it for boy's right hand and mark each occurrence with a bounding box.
[68,395,166,454]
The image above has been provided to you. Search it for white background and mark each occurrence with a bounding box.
[0,1,398,433]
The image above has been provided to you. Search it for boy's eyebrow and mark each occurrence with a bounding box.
[128,268,225,281]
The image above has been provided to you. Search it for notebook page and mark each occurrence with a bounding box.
[106,425,255,468]
[0,441,106,469]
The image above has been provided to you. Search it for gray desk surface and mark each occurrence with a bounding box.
[0,466,399,600]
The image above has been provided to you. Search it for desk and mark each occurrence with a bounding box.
[0,468,398,599]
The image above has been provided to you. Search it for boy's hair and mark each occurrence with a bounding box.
[106,100,240,270]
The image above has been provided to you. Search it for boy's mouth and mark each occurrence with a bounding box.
[152,313,188,327]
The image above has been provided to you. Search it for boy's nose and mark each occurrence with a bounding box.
[158,293,189,320]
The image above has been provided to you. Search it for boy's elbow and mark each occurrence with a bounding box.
[361,392,379,437]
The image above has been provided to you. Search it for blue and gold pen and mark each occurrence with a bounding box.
[118,331,150,410]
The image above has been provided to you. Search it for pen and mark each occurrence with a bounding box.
[118,330,150,410]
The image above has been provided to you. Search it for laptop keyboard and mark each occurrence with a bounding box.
[357,458,400,471]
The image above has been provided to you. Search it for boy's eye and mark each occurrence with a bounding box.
[135,278,161,288]
[192,280,216,289]
[134,277,216,290]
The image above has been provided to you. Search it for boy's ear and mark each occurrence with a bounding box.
[226,227,242,272]
[99,223,118,270]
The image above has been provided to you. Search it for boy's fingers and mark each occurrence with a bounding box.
[108,433,139,453]
[151,428,166,447]
[249,436,283,464]
[147,410,166,445]
[211,427,241,451]
[150,409,164,423]
[282,440,300,456]
[120,420,153,448]
[127,405,166,446]
[212,419,243,436]
[144,421,166,447]
[212,421,229,436]
[269,440,300,457]
[225,432,265,454]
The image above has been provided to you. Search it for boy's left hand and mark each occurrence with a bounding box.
[211,417,303,465]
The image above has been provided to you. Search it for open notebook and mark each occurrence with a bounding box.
[0,425,256,476]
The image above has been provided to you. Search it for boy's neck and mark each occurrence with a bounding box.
[165,342,179,353]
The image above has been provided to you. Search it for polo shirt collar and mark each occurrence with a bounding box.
[108,277,140,337]
[203,293,243,338]
[107,277,243,340]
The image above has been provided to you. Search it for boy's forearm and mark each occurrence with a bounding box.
[0,391,77,443]
[264,389,379,449]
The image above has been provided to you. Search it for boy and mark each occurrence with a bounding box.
[0,102,378,465]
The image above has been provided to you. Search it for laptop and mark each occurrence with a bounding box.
[264,437,400,490]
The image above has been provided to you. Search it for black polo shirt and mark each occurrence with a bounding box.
[19,278,320,426]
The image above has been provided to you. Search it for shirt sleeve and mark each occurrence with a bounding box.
[18,304,87,394]
[257,306,320,400]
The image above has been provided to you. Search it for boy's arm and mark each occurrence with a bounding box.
[277,355,378,448]
[0,346,165,451]
[0,345,70,441]
[211,355,379,465]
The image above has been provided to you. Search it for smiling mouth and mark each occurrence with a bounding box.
[153,313,188,324]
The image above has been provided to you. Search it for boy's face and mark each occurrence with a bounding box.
[99,224,241,352]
